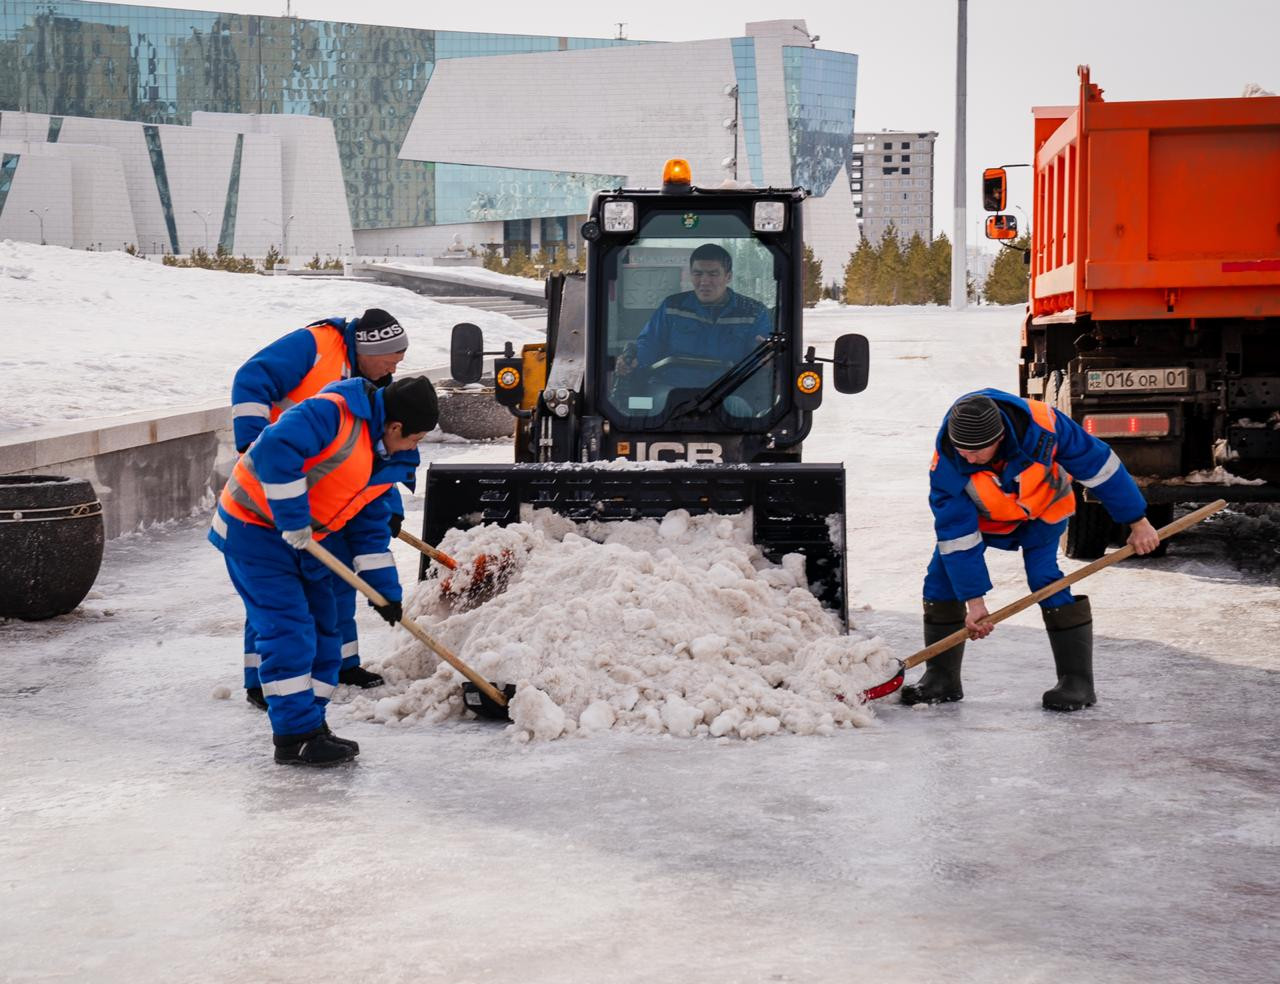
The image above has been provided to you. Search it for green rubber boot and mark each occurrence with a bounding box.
[1042,596,1096,711]
[900,600,966,706]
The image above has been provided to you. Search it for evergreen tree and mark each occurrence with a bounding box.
[926,232,951,305]
[902,233,931,305]
[873,224,904,305]
[503,247,535,278]
[983,235,1032,304]
[842,237,877,305]
[802,244,823,308]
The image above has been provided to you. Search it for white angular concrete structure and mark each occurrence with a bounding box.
[0,138,136,249]
[0,108,352,258]
[194,113,354,259]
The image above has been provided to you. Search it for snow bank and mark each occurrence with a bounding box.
[379,262,543,294]
[0,240,543,432]
[341,509,896,741]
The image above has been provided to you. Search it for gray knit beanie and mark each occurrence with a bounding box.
[948,395,1005,450]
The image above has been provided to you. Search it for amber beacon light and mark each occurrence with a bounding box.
[662,158,692,191]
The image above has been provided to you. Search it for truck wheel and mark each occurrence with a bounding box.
[1065,493,1111,560]
[1145,503,1173,558]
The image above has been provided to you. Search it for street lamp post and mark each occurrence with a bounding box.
[263,214,296,262]
[192,209,211,253]
[28,207,49,245]
[951,0,969,309]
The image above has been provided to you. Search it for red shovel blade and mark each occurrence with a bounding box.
[439,549,516,609]
[835,661,906,705]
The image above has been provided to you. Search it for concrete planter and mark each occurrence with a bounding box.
[0,475,104,620]
[435,380,516,441]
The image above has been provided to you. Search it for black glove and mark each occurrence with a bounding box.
[373,599,402,625]
[389,513,403,538]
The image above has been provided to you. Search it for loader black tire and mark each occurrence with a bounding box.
[1145,503,1173,558]
[1065,491,1111,560]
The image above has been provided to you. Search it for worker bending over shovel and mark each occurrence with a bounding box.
[210,375,437,766]
[909,389,1161,711]
[231,307,413,703]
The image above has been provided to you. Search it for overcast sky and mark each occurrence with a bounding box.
[126,0,1280,249]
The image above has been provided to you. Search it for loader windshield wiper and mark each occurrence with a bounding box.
[666,333,785,422]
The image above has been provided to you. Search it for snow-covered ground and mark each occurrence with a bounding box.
[2,254,1279,982]
[0,240,543,432]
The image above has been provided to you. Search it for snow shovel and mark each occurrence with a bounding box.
[852,498,1228,703]
[303,539,512,719]
[396,528,458,570]
[396,528,516,609]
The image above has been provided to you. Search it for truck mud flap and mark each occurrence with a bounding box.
[421,462,849,627]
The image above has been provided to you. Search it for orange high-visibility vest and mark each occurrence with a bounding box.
[268,323,352,423]
[220,393,389,539]
[964,400,1075,535]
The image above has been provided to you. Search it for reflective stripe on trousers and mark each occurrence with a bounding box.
[938,531,983,555]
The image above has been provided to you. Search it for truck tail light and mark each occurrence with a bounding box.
[1082,412,1170,438]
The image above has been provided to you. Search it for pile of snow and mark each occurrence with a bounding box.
[0,240,543,432]
[1178,466,1267,486]
[340,509,897,741]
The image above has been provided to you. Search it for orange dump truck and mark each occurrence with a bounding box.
[989,67,1280,557]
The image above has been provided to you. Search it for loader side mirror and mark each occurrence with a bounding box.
[832,333,869,394]
[450,322,484,383]
[982,167,1007,212]
[985,214,1018,241]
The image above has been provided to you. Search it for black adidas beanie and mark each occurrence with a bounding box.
[382,375,438,435]
[354,308,408,355]
[948,395,1005,450]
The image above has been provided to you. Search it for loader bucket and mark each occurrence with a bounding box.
[420,462,849,628]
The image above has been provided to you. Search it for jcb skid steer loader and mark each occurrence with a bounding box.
[421,160,869,626]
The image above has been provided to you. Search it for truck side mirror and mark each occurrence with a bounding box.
[450,322,484,383]
[985,214,1018,241]
[982,167,1007,212]
[832,333,869,394]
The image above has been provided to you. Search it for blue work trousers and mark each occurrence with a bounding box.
[242,528,362,687]
[224,532,341,737]
[923,519,1074,610]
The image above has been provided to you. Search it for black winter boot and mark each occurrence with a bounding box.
[245,687,267,711]
[1042,596,1095,711]
[338,665,385,689]
[273,726,358,767]
[900,600,966,706]
[321,722,360,755]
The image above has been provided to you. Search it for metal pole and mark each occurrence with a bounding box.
[950,0,968,309]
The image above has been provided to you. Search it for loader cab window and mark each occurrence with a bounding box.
[602,210,783,427]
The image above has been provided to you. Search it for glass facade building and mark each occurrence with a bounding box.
[0,1,638,229]
[1,4,860,257]
[781,46,857,197]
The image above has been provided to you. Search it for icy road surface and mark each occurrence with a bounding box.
[2,303,1278,983]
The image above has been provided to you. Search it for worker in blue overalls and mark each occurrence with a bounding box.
[229,308,414,708]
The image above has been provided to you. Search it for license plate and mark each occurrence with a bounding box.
[1086,368,1189,393]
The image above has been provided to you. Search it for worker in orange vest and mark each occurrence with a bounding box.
[209,375,437,766]
[230,308,411,707]
[911,390,1161,711]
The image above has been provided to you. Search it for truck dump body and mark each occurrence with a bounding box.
[1012,70,1280,557]
[1031,77,1280,322]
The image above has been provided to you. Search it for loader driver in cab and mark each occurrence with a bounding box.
[616,244,774,417]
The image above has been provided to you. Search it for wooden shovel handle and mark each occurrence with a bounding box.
[904,498,1228,670]
[303,539,508,707]
[397,528,459,569]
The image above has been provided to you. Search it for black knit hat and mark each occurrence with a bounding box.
[354,308,408,356]
[948,395,1005,450]
[383,375,438,435]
